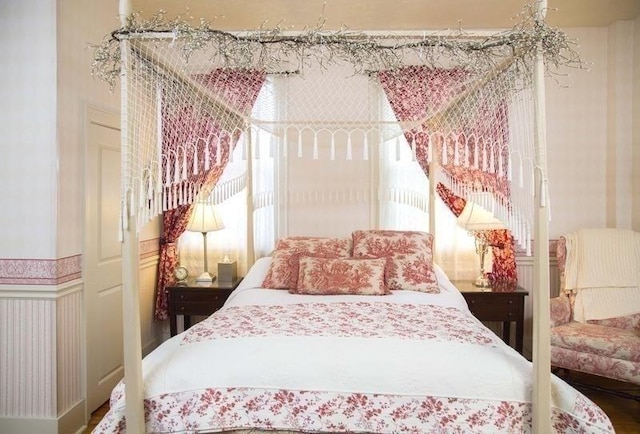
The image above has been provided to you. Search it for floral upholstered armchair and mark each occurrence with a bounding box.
[549,234,640,386]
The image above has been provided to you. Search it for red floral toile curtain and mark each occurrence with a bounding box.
[155,69,266,320]
[378,66,517,283]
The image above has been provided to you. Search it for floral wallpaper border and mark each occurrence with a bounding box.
[140,238,160,260]
[0,238,160,285]
[0,255,82,285]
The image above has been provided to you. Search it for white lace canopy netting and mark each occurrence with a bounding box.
[96,9,581,250]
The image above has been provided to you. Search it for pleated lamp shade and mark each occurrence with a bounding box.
[186,202,225,233]
[457,201,504,231]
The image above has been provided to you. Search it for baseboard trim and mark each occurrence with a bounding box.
[0,279,83,299]
[59,399,86,434]
[0,399,86,434]
[0,417,57,434]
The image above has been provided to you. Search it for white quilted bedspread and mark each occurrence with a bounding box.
[95,258,613,434]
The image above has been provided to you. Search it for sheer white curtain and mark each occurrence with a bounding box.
[252,77,278,259]
[177,142,248,276]
[378,95,478,280]
[251,130,276,259]
[378,141,478,280]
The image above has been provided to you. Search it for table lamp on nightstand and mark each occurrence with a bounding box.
[186,201,225,283]
[457,196,504,288]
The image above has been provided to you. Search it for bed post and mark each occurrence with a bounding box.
[121,216,145,433]
[532,0,552,432]
[119,0,145,432]
[429,160,437,250]
[246,126,256,266]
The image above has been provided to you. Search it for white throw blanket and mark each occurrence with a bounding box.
[563,228,640,322]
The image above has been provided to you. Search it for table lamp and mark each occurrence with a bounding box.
[457,197,504,287]
[186,202,225,283]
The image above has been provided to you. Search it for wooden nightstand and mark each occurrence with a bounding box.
[168,277,242,337]
[453,280,528,354]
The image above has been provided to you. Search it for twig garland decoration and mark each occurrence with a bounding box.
[92,3,584,91]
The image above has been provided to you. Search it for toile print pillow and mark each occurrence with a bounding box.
[292,256,389,295]
[352,230,439,293]
[262,237,353,289]
[352,229,431,257]
[384,251,439,293]
[274,236,353,256]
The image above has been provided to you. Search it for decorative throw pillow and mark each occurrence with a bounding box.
[274,236,353,256]
[262,237,352,289]
[352,229,431,257]
[293,256,389,295]
[384,251,440,293]
[352,230,439,293]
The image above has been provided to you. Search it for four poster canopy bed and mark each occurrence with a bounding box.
[92,1,614,432]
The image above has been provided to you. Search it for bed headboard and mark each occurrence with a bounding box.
[278,147,375,239]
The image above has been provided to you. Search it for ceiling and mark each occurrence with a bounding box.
[131,0,640,30]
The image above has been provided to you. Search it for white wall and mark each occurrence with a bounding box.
[546,24,637,237]
[606,21,634,229]
[0,0,58,259]
[546,27,609,236]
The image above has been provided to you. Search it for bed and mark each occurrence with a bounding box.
[95,1,589,430]
[95,252,613,433]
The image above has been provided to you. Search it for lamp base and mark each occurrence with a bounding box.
[474,275,491,288]
[195,272,216,284]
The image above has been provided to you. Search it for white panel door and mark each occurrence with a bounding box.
[85,107,123,413]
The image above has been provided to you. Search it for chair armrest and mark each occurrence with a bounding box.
[550,295,572,328]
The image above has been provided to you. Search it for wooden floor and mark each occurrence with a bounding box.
[85,401,109,434]
[85,372,639,433]
[557,371,640,434]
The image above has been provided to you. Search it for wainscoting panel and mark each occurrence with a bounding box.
[516,253,559,359]
[140,253,161,356]
[56,284,83,414]
[0,297,57,418]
